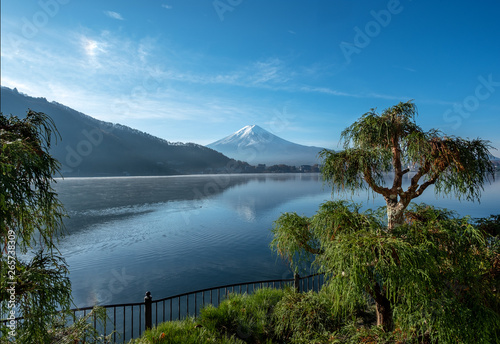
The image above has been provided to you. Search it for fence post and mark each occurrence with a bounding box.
[145,291,152,331]
[294,273,300,293]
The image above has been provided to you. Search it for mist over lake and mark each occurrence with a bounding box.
[53,173,500,308]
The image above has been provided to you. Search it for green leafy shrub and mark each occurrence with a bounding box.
[272,289,340,344]
[199,287,283,343]
[128,318,244,344]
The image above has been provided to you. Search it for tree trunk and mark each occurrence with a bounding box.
[386,197,405,231]
[375,294,393,331]
[373,282,394,332]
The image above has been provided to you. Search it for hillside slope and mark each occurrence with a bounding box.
[1,87,237,177]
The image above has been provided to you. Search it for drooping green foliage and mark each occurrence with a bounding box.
[0,252,73,343]
[50,307,113,344]
[320,101,496,229]
[272,289,340,344]
[271,201,500,342]
[0,110,72,343]
[129,318,248,344]
[200,288,284,343]
[0,110,65,252]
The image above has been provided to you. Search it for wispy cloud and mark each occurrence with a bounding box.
[104,11,124,20]
[249,58,290,84]
[81,37,107,58]
[300,86,410,101]
[161,4,173,9]
[393,65,417,73]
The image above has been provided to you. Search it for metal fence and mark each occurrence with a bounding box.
[3,273,325,343]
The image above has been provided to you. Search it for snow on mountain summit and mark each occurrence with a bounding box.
[207,125,324,166]
[215,125,286,147]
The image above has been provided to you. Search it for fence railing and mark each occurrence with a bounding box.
[2,272,325,343]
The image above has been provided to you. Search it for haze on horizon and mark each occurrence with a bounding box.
[1,0,500,151]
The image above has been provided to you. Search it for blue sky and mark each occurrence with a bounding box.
[2,0,500,151]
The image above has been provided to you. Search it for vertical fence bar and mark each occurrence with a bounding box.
[144,291,152,331]
[139,304,142,336]
[294,273,300,293]
[83,309,87,343]
[194,293,197,318]
[123,306,126,344]
[155,302,158,326]
[178,297,181,321]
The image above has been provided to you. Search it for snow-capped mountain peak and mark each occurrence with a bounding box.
[207,125,324,166]
[216,125,279,146]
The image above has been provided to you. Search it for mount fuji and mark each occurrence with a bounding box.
[207,125,324,166]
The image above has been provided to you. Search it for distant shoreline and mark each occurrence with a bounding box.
[53,171,323,180]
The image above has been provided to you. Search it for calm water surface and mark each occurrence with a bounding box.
[52,173,500,308]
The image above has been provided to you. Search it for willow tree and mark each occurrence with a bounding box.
[271,101,499,339]
[0,110,72,343]
[320,101,495,230]
[271,202,500,342]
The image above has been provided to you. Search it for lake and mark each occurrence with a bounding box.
[52,173,499,308]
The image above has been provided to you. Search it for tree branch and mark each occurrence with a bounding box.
[364,166,390,197]
[402,162,430,201]
[415,174,439,197]
[391,137,404,191]
[300,242,324,255]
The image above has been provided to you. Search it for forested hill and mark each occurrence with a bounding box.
[1,87,242,177]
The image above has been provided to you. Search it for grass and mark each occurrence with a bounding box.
[127,318,245,344]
